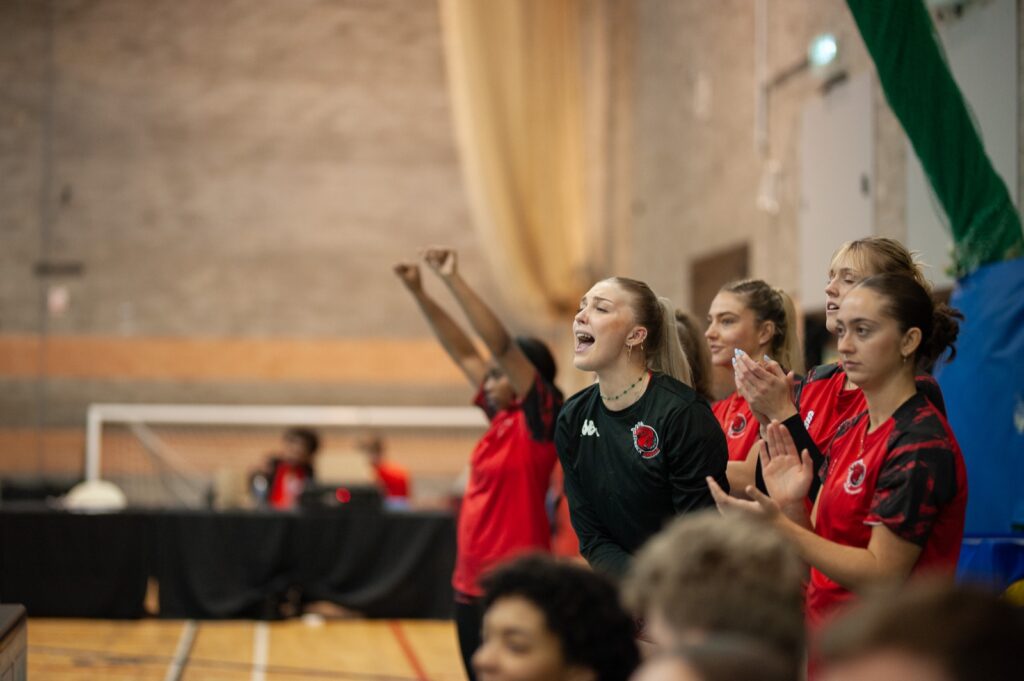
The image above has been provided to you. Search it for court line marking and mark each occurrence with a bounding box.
[389,620,430,681]
[253,621,269,681]
[164,619,197,681]
[32,645,424,680]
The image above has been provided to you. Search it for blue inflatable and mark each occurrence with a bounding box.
[936,257,1024,535]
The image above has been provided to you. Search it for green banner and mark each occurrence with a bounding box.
[847,0,1023,275]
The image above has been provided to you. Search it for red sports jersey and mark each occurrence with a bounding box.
[712,391,760,462]
[452,375,561,597]
[796,363,946,453]
[268,460,311,510]
[806,391,967,628]
[548,463,582,560]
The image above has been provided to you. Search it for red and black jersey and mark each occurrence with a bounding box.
[453,374,563,597]
[806,391,967,628]
[795,363,946,451]
[758,363,947,499]
[712,392,760,462]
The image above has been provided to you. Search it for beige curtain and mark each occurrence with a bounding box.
[439,0,614,320]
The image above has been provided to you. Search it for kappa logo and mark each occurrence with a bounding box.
[804,410,815,429]
[581,419,600,437]
[631,421,661,459]
[843,459,867,494]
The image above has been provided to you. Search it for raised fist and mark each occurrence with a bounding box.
[423,247,457,277]
[393,262,422,291]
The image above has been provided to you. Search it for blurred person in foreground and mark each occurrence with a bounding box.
[622,510,804,676]
[474,555,639,681]
[818,580,1024,681]
[633,637,795,681]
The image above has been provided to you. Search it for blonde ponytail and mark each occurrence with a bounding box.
[605,277,694,387]
[649,297,694,386]
[721,279,804,374]
[774,288,804,375]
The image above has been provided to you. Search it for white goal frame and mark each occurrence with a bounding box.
[84,403,488,482]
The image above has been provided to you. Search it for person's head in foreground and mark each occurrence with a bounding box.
[818,580,1024,681]
[632,636,795,681]
[474,555,640,681]
[622,511,804,672]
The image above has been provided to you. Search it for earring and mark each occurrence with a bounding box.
[627,344,633,361]
[901,354,908,365]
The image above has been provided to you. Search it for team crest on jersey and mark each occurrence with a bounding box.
[844,459,867,494]
[728,413,748,439]
[631,422,661,459]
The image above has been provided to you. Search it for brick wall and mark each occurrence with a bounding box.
[1,1,1020,480]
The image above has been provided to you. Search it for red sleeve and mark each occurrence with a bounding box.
[473,383,497,421]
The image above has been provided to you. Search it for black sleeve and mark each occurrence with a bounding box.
[915,375,947,416]
[521,375,564,442]
[765,413,826,501]
[866,434,958,546]
[664,402,728,513]
[555,412,633,579]
[792,369,812,411]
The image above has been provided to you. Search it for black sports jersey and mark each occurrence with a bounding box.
[555,372,729,578]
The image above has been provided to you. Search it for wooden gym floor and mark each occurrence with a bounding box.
[28,618,467,681]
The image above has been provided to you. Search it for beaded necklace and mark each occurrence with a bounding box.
[600,372,649,401]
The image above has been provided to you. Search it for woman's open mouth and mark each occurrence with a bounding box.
[575,332,595,353]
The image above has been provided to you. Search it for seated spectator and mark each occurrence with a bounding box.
[622,510,804,675]
[356,432,411,508]
[254,427,320,510]
[474,555,639,681]
[819,580,1024,681]
[634,637,795,681]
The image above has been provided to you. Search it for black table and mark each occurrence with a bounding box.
[0,505,455,620]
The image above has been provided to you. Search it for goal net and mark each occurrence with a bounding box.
[84,404,487,509]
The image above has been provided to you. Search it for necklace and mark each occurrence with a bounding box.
[600,372,647,401]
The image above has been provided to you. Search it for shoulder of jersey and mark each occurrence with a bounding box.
[648,373,699,405]
[806,361,844,383]
[562,383,601,412]
[892,392,947,440]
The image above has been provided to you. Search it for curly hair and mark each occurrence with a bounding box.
[480,555,640,681]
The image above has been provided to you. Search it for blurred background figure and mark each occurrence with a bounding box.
[356,432,410,509]
[252,427,320,510]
